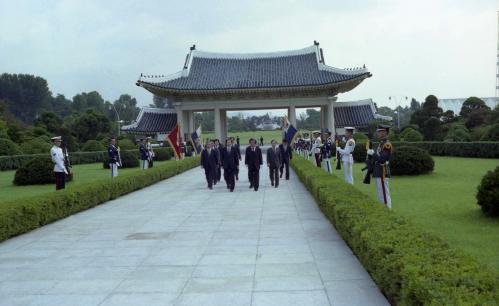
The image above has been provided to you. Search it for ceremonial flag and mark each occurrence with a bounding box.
[166,123,182,160]
[283,116,297,144]
[190,125,203,155]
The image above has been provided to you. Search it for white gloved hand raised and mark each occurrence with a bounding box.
[367,149,374,156]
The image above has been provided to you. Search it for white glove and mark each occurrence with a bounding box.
[335,147,340,151]
[64,169,69,175]
[367,149,374,156]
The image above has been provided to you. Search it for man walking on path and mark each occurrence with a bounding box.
[232,137,242,181]
[201,141,218,190]
[213,139,223,183]
[221,139,239,192]
[279,138,292,180]
[245,138,263,191]
[260,136,264,146]
[267,139,282,188]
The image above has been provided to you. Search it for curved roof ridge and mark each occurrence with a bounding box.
[192,45,318,60]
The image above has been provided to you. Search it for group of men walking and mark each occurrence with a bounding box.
[200,137,293,192]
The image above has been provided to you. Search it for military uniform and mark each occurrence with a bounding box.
[108,143,120,178]
[50,136,68,190]
[139,141,149,169]
[368,125,392,208]
[311,135,322,167]
[323,133,334,174]
[336,127,356,184]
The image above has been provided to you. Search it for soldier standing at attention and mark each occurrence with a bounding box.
[221,138,239,192]
[323,131,334,174]
[245,138,263,191]
[279,139,292,180]
[108,137,120,178]
[201,140,218,190]
[367,124,392,208]
[311,132,322,167]
[267,140,282,188]
[260,136,264,146]
[50,136,68,190]
[139,138,149,169]
[146,137,155,168]
[336,127,356,184]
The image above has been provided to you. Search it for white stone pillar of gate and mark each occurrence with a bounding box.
[214,106,222,141]
[187,111,194,134]
[174,104,185,137]
[288,104,297,127]
[320,105,326,138]
[327,96,338,135]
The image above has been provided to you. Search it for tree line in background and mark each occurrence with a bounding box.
[0,73,140,154]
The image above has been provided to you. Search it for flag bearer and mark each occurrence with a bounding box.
[323,131,334,174]
[367,124,392,208]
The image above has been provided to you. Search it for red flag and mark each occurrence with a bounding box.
[166,123,182,160]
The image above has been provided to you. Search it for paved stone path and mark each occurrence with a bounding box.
[0,155,389,306]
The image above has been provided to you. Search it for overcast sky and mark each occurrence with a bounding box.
[0,0,497,115]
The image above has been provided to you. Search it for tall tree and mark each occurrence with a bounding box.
[460,97,490,118]
[111,94,140,122]
[0,73,52,123]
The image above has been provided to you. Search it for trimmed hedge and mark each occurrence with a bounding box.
[14,156,73,185]
[352,141,499,163]
[390,146,434,175]
[477,166,499,217]
[102,151,140,169]
[291,156,499,305]
[0,157,200,242]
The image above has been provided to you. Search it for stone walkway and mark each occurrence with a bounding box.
[0,155,389,306]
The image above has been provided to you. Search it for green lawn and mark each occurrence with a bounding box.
[0,161,170,202]
[201,130,284,145]
[326,156,499,272]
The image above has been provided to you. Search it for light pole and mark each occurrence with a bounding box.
[389,96,408,129]
[109,104,126,136]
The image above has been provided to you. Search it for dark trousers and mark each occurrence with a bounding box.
[280,160,290,179]
[216,166,221,182]
[205,167,216,188]
[224,168,236,191]
[55,172,65,190]
[235,166,239,179]
[269,166,279,187]
[248,166,260,190]
[314,153,321,168]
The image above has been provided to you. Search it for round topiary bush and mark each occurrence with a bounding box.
[20,137,52,154]
[102,150,139,169]
[117,139,136,150]
[400,128,424,142]
[476,166,499,217]
[154,147,172,161]
[0,138,23,156]
[82,140,105,152]
[14,156,73,185]
[390,146,434,175]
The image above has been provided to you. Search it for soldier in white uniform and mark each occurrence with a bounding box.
[311,132,322,167]
[50,136,68,190]
[367,124,392,208]
[336,127,356,184]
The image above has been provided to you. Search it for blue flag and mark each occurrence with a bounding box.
[190,125,202,154]
[283,117,297,144]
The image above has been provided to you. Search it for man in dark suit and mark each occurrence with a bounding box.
[213,139,223,183]
[232,137,242,180]
[279,139,292,180]
[201,140,218,189]
[221,139,239,192]
[267,140,282,188]
[245,138,263,191]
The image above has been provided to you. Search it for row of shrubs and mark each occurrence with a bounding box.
[290,156,499,305]
[349,141,499,162]
[0,157,200,242]
[0,147,175,171]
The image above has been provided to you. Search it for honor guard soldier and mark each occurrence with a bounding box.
[146,137,155,168]
[323,131,334,174]
[311,132,322,167]
[108,137,120,178]
[336,127,356,184]
[50,136,68,190]
[139,138,149,169]
[367,124,392,208]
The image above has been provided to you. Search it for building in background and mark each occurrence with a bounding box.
[438,97,499,114]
